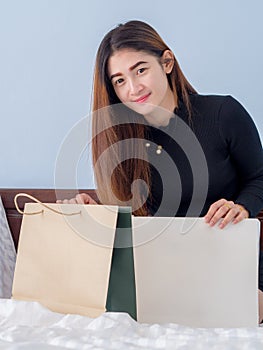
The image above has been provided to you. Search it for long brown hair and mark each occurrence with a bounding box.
[92,20,197,215]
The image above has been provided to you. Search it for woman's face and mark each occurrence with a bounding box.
[107,49,176,124]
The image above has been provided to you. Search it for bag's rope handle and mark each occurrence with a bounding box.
[14,193,81,216]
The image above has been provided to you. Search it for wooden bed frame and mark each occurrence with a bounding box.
[1,188,263,250]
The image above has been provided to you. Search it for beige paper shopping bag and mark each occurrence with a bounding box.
[12,194,118,317]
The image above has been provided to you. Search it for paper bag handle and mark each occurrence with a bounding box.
[14,193,81,216]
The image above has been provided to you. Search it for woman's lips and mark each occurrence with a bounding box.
[134,93,151,103]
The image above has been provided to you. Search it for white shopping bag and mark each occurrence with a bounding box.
[133,217,260,328]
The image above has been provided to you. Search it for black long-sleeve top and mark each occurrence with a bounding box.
[146,94,263,218]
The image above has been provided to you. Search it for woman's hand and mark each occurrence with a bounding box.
[56,193,98,205]
[204,199,249,229]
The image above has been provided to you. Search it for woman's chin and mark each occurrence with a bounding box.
[125,101,157,116]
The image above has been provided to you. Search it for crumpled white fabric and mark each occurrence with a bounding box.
[0,196,16,298]
[0,299,263,350]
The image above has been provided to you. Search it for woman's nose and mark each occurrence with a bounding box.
[128,79,143,96]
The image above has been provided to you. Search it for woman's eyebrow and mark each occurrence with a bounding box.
[129,61,148,71]
[110,61,148,81]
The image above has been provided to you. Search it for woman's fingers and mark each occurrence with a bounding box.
[204,199,248,229]
[56,193,98,205]
[75,193,97,204]
[232,205,249,224]
[68,198,78,204]
[56,198,77,204]
[204,199,234,224]
[217,204,242,229]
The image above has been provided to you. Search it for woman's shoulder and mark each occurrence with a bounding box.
[189,93,236,109]
[189,94,250,121]
[191,94,260,142]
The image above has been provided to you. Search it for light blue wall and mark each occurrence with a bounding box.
[1,0,262,188]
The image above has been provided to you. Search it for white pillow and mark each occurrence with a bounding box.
[0,196,16,298]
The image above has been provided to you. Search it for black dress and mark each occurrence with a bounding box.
[145,94,263,290]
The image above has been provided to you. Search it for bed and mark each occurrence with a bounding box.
[1,188,263,350]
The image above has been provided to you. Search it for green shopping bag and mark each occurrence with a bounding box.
[106,207,137,320]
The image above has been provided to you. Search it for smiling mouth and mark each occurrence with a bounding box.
[134,93,151,103]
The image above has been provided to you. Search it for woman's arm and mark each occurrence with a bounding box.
[205,96,263,227]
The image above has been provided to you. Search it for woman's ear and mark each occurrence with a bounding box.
[161,50,174,74]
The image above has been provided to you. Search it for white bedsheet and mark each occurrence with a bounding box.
[0,299,263,350]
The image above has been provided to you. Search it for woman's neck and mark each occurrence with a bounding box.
[144,91,178,127]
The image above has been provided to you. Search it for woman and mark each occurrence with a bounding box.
[62,20,263,225]
[59,20,263,320]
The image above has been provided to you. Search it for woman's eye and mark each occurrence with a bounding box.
[137,67,147,74]
[114,78,124,86]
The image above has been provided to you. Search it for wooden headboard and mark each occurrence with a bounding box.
[1,188,263,251]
